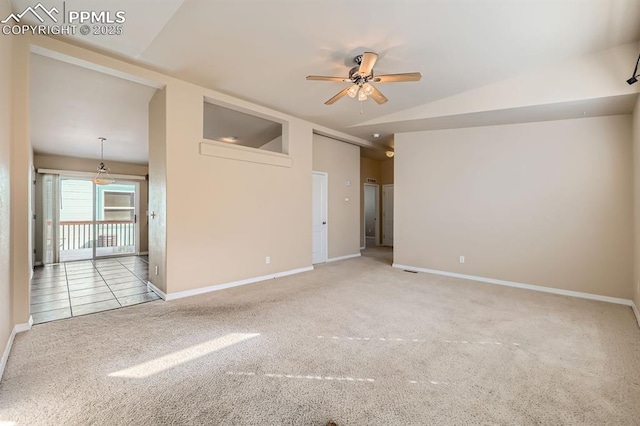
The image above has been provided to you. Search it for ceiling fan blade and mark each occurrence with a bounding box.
[325,87,351,105]
[373,72,422,83]
[369,86,389,105]
[370,86,388,105]
[359,52,378,76]
[307,76,350,82]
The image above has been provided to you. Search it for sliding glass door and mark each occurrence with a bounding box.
[95,183,137,258]
[42,174,59,264]
[48,176,139,263]
[59,178,94,262]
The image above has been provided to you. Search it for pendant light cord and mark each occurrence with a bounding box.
[99,137,106,162]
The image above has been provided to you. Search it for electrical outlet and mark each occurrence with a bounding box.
[459,256,465,264]
[155,266,159,275]
[265,256,271,264]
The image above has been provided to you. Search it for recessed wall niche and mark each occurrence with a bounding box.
[203,101,285,154]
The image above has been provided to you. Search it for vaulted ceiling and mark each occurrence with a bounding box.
[30,54,156,164]
[14,0,640,156]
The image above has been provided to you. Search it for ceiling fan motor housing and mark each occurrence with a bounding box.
[349,66,372,84]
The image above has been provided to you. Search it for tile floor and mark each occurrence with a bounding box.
[30,256,161,324]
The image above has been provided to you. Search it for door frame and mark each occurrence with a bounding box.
[363,183,379,247]
[31,166,36,271]
[382,184,394,247]
[312,171,328,264]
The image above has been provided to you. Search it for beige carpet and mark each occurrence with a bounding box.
[1,247,639,425]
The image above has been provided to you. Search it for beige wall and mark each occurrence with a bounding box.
[360,157,381,247]
[0,0,13,365]
[33,154,150,256]
[395,115,633,299]
[380,158,394,185]
[34,154,148,175]
[148,88,167,292]
[379,158,394,247]
[633,95,640,310]
[313,134,360,259]
[11,35,31,325]
[260,136,283,153]
[164,84,314,292]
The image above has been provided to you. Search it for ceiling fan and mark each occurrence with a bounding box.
[306,52,421,105]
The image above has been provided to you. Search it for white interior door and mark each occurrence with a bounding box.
[382,184,394,246]
[363,184,379,247]
[312,172,328,264]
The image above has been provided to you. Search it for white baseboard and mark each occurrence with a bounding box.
[327,253,361,263]
[0,331,16,382]
[147,281,167,300]
[15,316,34,333]
[155,266,314,301]
[1,316,33,381]
[632,301,640,328]
[392,264,635,307]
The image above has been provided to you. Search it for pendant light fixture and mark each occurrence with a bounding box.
[92,137,115,185]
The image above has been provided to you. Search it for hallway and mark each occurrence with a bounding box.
[30,256,160,324]
[360,245,393,266]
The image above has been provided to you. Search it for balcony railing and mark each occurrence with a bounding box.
[59,220,136,251]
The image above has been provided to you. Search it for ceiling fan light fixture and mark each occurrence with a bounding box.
[307,51,421,106]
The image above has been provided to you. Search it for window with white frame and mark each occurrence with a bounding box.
[103,191,135,221]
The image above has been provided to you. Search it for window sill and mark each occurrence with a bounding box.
[199,140,292,168]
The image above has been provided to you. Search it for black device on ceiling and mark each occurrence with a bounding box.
[627,53,640,85]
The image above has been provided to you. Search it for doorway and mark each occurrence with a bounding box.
[312,172,328,264]
[363,183,379,248]
[382,184,394,246]
[46,176,140,263]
